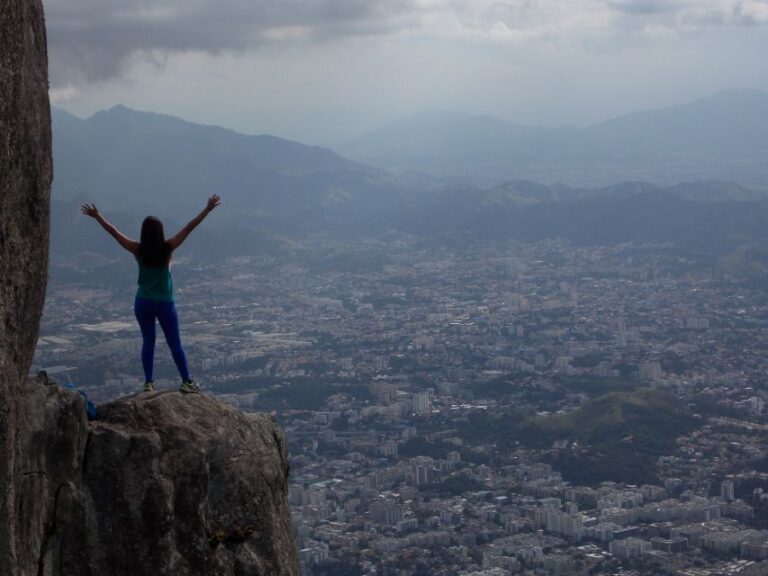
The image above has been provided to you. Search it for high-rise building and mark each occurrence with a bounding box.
[370,499,404,525]
[415,464,433,486]
[369,381,397,404]
[639,361,662,382]
[609,537,651,558]
[379,440,398,458]
[412,391,431,414]
[555,356,572,372]
[721,479,735,501]
[447,451,461,465]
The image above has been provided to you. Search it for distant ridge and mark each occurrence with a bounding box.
[50,104,768,260]
[342,89,768,187]
[379,178,768,251]
[52,105,392,224]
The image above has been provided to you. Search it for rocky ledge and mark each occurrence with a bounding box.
[17,381,299,576]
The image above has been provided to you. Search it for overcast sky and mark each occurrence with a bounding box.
[46,0,768,144]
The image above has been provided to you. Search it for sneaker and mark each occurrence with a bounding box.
[179,380,201,394]
[143,381,155,392]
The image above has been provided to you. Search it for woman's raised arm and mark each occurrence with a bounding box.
[81,203,139,254]
[168,194,221,251]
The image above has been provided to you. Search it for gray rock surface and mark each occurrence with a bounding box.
[0,1,52,573]
[17,381,300,576]
[1,5,298,574]
[16,378,89,576]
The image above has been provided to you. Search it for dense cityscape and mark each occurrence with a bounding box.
[35,234,768,576]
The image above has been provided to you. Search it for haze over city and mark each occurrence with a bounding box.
[47,0,768,144]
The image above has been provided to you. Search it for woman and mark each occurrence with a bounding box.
[81,195,221,393]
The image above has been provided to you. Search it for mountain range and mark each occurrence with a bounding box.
[342,89,768,187]
[52,105,396,226]
[51,96,768,265]
[379,179,768,251]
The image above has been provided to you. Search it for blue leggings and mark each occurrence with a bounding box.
[134,298,191,383]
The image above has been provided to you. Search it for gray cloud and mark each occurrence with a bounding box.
[600,0,768,37]
[609,0,678,14]
[46,0,423,85]
[47,0,768,87]
[730,0,768,24]
[609,0,768,26]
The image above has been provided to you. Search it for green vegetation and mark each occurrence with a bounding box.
[399,437,489,465]
[214,377,372,411]
[557,375,636,397]
[420,473,485,497]
[306,248,393,274]
[459,387,697,485]
[472,375,526,398]
[570,353,607,369]
[256,380,334,410]
[536,388,693,448]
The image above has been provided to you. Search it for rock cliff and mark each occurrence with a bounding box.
[17,380,300,576]
[0,0,53,572]
[1,3,299,575]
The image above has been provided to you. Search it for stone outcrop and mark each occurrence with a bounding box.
[0,1,53,573]
[17,381,300,576]
[1,4,298,574]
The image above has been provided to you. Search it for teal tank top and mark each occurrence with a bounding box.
[136,262,173,302]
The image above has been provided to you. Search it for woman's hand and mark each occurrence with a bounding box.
[79,203,138,253]
[81,203,99,218]
[206,194,221,212]
[169,194,222,250]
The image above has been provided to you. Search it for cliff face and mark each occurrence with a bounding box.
[0,0,52,572]
[18,381,300,576]
[2,4,298,574]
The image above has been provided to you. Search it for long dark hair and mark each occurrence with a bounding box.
[137,216,171,267]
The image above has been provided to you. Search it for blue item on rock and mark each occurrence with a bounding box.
[63,382,98,421]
